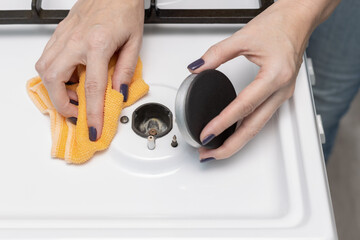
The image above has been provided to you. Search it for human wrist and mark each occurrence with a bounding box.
[270,0,323,56]
[277,0,341,28]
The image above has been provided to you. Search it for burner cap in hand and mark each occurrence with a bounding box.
[175,69,237,149]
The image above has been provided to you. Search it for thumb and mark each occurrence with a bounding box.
[187,35,245,73]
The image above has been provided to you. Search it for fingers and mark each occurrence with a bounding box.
[39,52,79,118]
[199,88,292,161]
[67,89,78,104]
[66,70,79,85]
[187,35,246,73]
[35,32,72,76]
[36,42,64,79]
[112,39,141,102]
[45,80,78,118]
[199,66,278,145]
[85,53,110,141]
[34,0,146,141]
[67,89,79,125]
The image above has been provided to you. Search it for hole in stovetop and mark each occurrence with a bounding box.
[132,103,173,138]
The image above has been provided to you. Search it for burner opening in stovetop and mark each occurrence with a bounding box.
[132,103,173,138]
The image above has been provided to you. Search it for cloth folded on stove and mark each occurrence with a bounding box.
[27,55,149,164]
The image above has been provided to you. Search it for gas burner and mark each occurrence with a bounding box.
[132,103,173,139]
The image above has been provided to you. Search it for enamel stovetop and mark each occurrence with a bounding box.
[0,0,336,239]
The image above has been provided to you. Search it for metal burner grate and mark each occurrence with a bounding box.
[0,0,273,24]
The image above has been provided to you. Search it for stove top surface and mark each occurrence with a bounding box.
[0,1,336,239]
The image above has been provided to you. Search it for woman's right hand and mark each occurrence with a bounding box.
[35,0,144,141]
[187,0,332,161]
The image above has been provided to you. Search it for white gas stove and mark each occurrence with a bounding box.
[0,0,337,239]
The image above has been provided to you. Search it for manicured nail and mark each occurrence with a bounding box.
[187,58,205,71]
[120,84,129,102]
[200,157,216,163]
[67,117,77,125]
[202,134,215,145]
[65,81,76,85]
[70,99,78,106]
[89,127,97,141]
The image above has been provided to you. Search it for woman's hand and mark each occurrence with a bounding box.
[187,0,324,162]
[35,0,144,141]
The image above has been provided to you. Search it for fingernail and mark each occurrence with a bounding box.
[65,81,76,85]
[89,127,97,141]
[70,99,78,106]
[67,117,77,125]
[187,58,205,71]
[120,84,129,102]
[202,134,215,145]
[200,157,216,163]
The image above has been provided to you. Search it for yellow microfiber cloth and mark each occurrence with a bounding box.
[27,55,149,164]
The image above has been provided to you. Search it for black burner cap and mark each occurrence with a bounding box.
[176,69,237,149]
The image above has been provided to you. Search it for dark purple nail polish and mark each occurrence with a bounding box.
[89,127,97,141]
[68,117,77,125]
[120,84,129,102]
[200,157,216,163]
[202,134,215,145]
[187,58,204,71]
[65,81,76,85]
[70,99,78,106]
